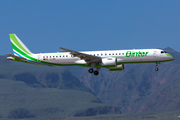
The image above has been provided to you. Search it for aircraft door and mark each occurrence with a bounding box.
[153,51,157,58]
[37,55,41,62]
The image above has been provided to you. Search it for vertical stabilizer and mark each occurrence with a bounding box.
[9,34,33,57]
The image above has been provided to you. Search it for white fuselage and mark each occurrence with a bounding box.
[32,48,174,67]
[8,34,175,75]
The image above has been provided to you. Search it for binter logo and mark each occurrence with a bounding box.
[126,51,149,57]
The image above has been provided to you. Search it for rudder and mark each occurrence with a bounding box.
[9,34,33,57]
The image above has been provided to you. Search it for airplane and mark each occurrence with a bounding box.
[7,34,175,75]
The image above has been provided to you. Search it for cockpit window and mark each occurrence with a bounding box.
[161,51,168,53]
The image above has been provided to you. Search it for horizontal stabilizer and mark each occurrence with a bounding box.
[6,54,25,60]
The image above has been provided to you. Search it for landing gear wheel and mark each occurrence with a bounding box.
[94,71,99,75]
[155,68,158,71]
[88,68,94,73]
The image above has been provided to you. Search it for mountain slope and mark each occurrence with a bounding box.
[0,55,91,92]
[0,79,120,118]
[0,55,121,118]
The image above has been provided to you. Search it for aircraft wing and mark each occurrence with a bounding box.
[59,47,101,63]
[7,54,25,60]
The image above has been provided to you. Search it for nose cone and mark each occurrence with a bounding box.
[166,53,175,61]
[170,57,175,61]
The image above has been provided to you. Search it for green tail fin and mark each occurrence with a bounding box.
[9,34,32,56]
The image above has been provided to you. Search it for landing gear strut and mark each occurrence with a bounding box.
[155,63,159,71]
[88,63,95,74]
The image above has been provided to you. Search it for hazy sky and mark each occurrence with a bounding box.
[1,0,180,55]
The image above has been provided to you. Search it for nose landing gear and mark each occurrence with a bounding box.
[155,67,159,71]
[155,62,160,71]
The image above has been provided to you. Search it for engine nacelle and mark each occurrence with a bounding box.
[109,64,124,71]
[100,58,117,66]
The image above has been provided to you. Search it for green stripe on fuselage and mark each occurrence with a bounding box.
[166,53,173,57]
[11,42,36,61]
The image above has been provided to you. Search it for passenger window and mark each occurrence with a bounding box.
[66,55,68,57]
[116,53,117,55]
[101,54,103,56]
[122,53,124,55]
[63,56,64,57]
[109,54,111,55]
[50,56,51,58]
[112,53,114,55]
[119,53,121,55]
[97,54,99,56]
[60,56,61,57]
[105,54,107,56]
[56,56,58,58]
[46,56,48,58]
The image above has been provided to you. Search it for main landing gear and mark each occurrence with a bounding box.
[88,68,94,73]
[88,63,100,75]
[88,68,100,75]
